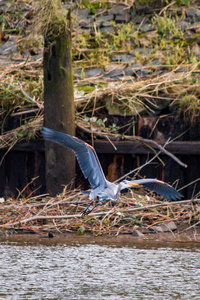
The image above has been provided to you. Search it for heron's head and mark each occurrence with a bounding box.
[119,180,139,191]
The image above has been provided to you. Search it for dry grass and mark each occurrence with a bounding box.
[0,66,199,150]
[1,0,200,145]
[0,187,199,236]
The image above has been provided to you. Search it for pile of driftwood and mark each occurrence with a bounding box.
[0,184,199,238]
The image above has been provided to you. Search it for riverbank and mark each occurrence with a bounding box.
[1,225,200,244]
[1,0,200,138]
[1,1,200,238]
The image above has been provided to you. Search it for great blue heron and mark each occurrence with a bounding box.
[42,127,183,215]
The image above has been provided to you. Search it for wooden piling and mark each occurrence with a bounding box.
[43,5,75,195]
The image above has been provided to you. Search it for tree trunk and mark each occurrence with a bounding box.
[43,10,75,195]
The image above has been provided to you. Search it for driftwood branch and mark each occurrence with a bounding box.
[2,199,199,227]
[77,124,187,168]
[127,135,187,168]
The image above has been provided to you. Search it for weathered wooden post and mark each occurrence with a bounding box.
[43,0,75,195]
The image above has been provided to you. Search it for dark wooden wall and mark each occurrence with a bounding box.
[0,141,46,198]
[0,140,199,199]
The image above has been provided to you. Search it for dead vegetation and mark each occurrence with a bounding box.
[0,187,200,238]
[1,0,200,143]
[1,1,200,237]
[1,68,199,152]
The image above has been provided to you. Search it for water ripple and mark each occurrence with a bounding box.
[0,241,199,299]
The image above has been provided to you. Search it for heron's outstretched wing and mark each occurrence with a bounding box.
[128,179,183,201]
[42,127,106,189]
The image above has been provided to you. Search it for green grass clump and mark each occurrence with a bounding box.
[178,95,200,123]
[32,0,69,46]
[152,12,184,40]
[81,1,109,14]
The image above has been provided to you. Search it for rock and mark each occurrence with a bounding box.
[132,15,147,24]
[136,68,151,78]
[191,43,200,56]
[138,24,155,33]
[129,47,152,57]
[132,229,144,237]
[149,59,162,67]
[176,21,189,31]
[94,20,103,28]
[134,2,149,13]
[124,63,142,76]
[100,26,115,34]
[76,9,89,21]
[101,21,113,27]
[75,9,90,27]
[109,5,128,16]
[96,14,114,25]
[115,14,131,23]
[104,63,125,78]
[109,4,135,22]
[82,22,94,29]
[0,36,18,56]
[85,68,104,77]
[74,69,83,77]
[151,221,177,233]
[186,8,200,18]
[196,37,200,45]
[124,68,134,76]
[111,54,134,63]
[105,69,124,78]
[189,22,200,33]
[48,232,54,238]
[63,3,76,11]
[135,1,163,13]
[29,54,43,61]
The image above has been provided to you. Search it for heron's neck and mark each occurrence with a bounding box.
[118,182,130,191]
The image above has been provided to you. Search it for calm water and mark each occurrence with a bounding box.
[0,235,200,300]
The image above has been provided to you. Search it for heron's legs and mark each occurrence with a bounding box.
[86,202,100,215]
[82,200,101,216]
[82,200,94,216]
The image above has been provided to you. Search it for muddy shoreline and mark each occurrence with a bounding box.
[1,224,200,245]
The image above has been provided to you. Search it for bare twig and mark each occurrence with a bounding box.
[2,81,43,109]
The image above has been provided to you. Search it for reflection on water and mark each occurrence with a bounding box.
[0,235,200,300]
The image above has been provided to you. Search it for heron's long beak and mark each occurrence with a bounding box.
[128,182,139,187]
